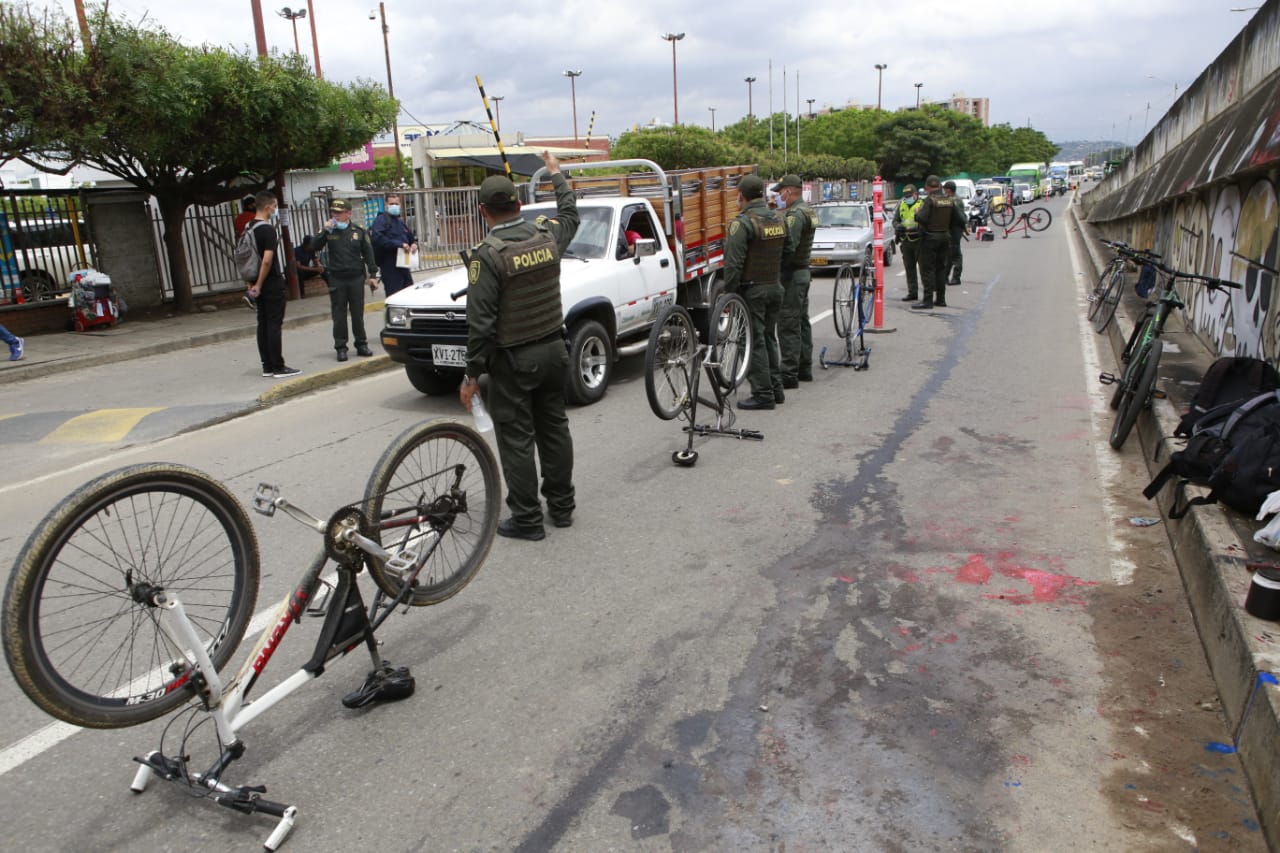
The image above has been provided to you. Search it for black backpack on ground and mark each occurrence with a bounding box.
[1174,356,1280,437]
[1144,390,1280,518]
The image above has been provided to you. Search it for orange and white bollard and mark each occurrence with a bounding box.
[872,176,885,328]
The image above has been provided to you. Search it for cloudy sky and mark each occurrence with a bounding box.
[50,0,1259,147]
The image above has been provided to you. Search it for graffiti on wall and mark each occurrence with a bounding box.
[1133,177,1280,362]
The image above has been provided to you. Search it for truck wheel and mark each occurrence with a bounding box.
[405,365,460,396]
[565,319,612,406]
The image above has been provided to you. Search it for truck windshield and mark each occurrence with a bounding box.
[519,206,613,259]
[816,205,870,228]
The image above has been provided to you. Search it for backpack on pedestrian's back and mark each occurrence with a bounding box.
[1174,356,1280,437]
[234,221,271,282]
[1144,390,1280,518]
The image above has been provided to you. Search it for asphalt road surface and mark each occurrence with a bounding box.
[0,195,1267,852]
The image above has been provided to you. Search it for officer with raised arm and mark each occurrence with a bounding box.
[458,152,580,541]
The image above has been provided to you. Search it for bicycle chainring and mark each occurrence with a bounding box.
[324,506,375,568]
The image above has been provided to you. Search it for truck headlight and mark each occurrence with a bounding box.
[387,306,408,327]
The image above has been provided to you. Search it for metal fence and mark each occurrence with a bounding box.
[0,190,98,305]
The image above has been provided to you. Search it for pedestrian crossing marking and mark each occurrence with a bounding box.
[40,408,163,444]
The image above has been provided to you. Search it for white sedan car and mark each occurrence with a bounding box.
[809,201,895,272]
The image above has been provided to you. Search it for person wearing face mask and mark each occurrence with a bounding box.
[773,174,817,387]
[313,198,378,361]
[894,184,923,302]
[371,193,418,297]
[246,190,299,377]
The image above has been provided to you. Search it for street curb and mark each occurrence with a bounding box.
[1070,204,1280,847]
[257,354,397,406]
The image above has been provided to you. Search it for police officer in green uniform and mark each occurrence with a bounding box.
[894,184,923,302]
[723,174,786,410]
[458,152,579,541]
[942,180,966,286]
[911,176,966,310]
[313,198,378,360]
[774,174,818,387]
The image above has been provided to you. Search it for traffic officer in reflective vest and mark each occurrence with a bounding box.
[775,174,818,388]
[458,151,580,541]
[911,175,966,310]
[724,174,787,410]
[894,184,923,302]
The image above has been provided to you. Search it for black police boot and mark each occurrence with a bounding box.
[336,348,349,362]
[498,518,546,541]
[782,377,800,389]
[356,345,374,357]
[910,300,934,310]
[737,395,776,411]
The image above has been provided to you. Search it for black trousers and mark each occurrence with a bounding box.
[256,288,286,371]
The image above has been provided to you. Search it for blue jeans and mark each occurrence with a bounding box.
[0,324,17,347]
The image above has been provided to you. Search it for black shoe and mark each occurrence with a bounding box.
[738,395,775,411]
[356,346,374,357]
[947,279,961,286]
[497,518,546,541]
[935,300,948,307]
[551,515,573,528]
[337,349,349,362]
[782,378,799,389]
[798,372,814,382]
[900,294,918,302]
[910,301,934,310]
[773,389,786,404]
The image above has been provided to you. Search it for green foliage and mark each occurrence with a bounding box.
[611,124,873,181]
[355,154,413,189]
[0,2,398,310]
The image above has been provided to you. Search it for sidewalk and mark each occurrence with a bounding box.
[1071,202,1279,846]
[0,270,448,405]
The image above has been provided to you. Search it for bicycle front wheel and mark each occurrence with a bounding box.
[3,464,259,729]
[364,419,501,606]
[1026,207,1052,232]
[1087,261,1120,321]
[832,264,856,338]
[645,304,697,420]
[990,204,1014,227]
[707,293,751,392]
[1092,264,1126,334]
[857,273,875,337]
[1110,339,1162,450]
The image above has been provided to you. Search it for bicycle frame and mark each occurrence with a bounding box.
[821,262,871,370]
[678,343,763,452]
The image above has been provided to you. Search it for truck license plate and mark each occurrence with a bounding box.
[431,344,467,368]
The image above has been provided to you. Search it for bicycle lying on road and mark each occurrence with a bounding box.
[820,255,874,371]
[1089,240,1163,334]
[1,419,500,850]
[645,292,761,466]
[1099,260,1241,449]
[1001,206,1052,239]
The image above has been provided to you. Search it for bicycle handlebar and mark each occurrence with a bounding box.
[1141,256,1242,290]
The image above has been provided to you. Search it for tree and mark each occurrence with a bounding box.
[611,125,874,182]
[355,155,414,189]
[0,3,397,312]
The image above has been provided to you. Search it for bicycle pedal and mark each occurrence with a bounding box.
[384,550,420,577]
[1098,372,1117,385]
[252,483,279,516]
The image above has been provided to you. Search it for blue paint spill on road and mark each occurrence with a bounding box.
[1205,742,1237,753]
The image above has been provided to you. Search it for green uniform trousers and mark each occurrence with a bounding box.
[918,234,950,304]
[899,238,921,298]
[327,273,367,350]
[743,283,784,400]
[487,338,575,528]
[945,233,963,284]
[779,272,813,382]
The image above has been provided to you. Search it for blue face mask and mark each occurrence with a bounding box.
[386,204,401,216]
[903,195,916,204]
[334,220,350,230]
[775,197,787,210]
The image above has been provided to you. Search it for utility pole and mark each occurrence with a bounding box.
[806,98,815,119]
[373,3,403,185]
[563,70,582,142]
[914,82,922,108]
[708,106,716,131]
[306,0,322,78]
[874,63,887,110]
[491,95,504,133]
[745,76,757,133]
[661,33,685,125]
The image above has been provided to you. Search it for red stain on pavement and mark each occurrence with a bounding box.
[956,555,993,585]
[937,553,1098,606]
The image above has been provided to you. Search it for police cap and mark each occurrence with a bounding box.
[479,175,520,206]
[903,184,917,194]
[739,175,766,199]
[924,175,942,189]
[770,174,803,192]
[330,198,352,212]
[943,180,957,191]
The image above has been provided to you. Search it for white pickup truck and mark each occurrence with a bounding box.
[379,159,755,405]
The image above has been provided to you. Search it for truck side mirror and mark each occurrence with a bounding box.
[633,238,657,258]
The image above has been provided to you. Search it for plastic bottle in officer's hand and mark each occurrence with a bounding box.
[468,392,494,433]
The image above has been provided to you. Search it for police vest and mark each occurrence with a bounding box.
[897,199,922,230]
[741,209,786,285]
[785,203,819,270]
[923,196,957,233]
[483,230,564,347]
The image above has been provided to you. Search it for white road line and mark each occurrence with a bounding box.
[1066,232,1137,585]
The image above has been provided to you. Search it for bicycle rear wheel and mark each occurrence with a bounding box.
[364,419,501,606]
[645,304,697,420]
[3,464,259,729]
[1092,264,1126,334]
[990,204,1014,227]
[1026,208,1052,231]
[707,293,751,392]
[1109,339,1162,449]
[1087,261,1120,321]
[832,264,856,338]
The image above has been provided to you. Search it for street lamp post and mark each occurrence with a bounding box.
[277,7,306,55]
[490,95,504,133]
[563,70,582,142]
[662,32,685,125]
[371,3,403,185]
[874,63,887,110]
[306,0,322,78]
[914,82,922,108]
[806,98,815,119]
[708,106,716,131]
[745,76,757,133]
